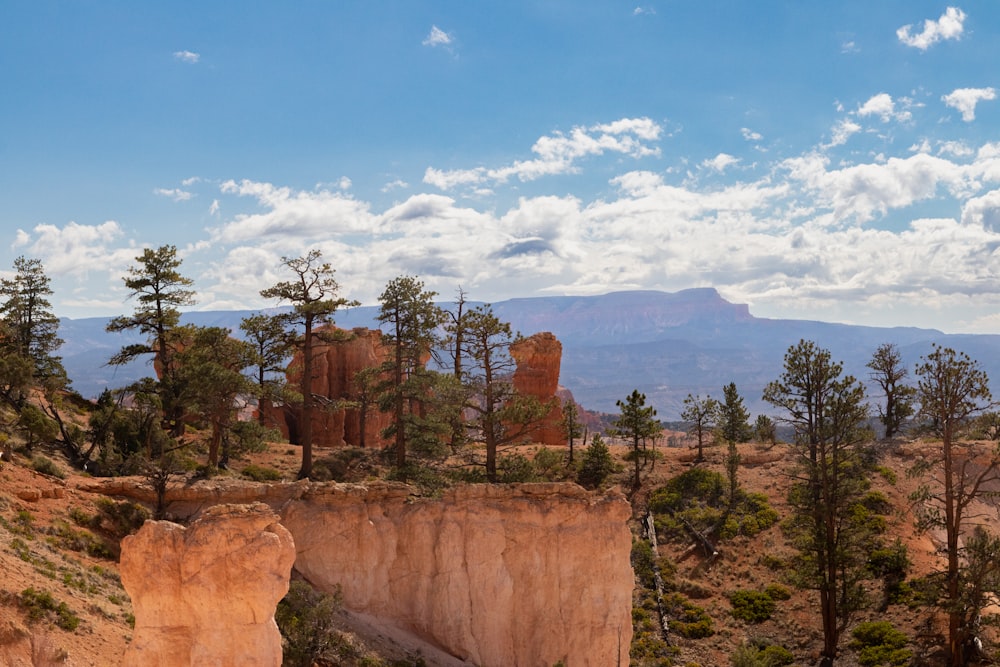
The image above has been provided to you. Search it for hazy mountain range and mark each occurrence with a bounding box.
[57,288,1000,419]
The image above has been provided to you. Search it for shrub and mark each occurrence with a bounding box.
[729,589,776,623]
[763,583,791,601]
[275,580,343,667]
[241,464,282,482]
[849,621,911,666]
[577,436,615,488]
[664,592,714,638]
[31,455,64,479]
[498,453,539,483]
[631,539,656,589]
[20,587,80,631]
[531,447,565,480]
[731,640,795,666]
[94,498,149,539]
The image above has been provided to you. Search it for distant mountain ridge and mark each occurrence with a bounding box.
[57,288,1000,419]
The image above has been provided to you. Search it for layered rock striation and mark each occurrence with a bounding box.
[282,481,633,666]
[510,332,564,447]
[119,503,295,667]
[264,327,391,449]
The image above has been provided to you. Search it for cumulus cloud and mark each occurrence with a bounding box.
[424,118,662,190]
[857,93,911,123]
[13,221,136,277]
[702,153,740,172]
[213,180,377,245]
[897,7,966,50]
[422,26,453,48]
[173,50,200,64]
[741,128,763,142]
[942,87,997,122]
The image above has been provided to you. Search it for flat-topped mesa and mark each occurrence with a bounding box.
[510,331,565,447]
[283,482,632,666]
[119,503,295,667]
[262,326,392,449]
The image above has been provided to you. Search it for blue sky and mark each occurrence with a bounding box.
[3,2,1000,333]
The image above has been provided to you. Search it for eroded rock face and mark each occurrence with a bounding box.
[119,502,295,667]
[282,482,633,667]
[263,327,391,449]
[510,332,564,447]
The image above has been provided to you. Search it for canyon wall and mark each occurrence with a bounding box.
[119,503,295,667]
[105,478,633,666]
[281,481,633,667]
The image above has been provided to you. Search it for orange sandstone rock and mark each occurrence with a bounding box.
[510,332,564,446]
[263,327,391,449]
[119,502,295,667]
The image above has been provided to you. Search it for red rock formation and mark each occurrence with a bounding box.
[510,332,564,446]
[263,327,391,449]
[120,503,295,667]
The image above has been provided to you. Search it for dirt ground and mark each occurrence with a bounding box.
[0,433,996,666]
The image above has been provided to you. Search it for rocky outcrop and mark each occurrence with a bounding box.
[119,503,295,667]
[510,332,564,446]
[282,482,633,667]
[264,327,391,449]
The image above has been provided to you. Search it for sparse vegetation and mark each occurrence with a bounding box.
[20,587,81,631]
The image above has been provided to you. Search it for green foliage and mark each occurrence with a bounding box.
[874,465,897,485]
[631,539,657,590]
[275,580,343,667]
[610,389,660,488]
[497,453,539,483]
[731,640,795,667]
[867,343,916,439]
[20,587,80,631]
[241,464,283,482]
[310,447,370,482]
[649,470,778,542]
[849,621,911,666]
[531,447,566,480]
[663,592,714,638]
[754,414,777,445]
[49,519,113,559]
[631,591,680,665]
[729,589,777,623]
[718,382,753,443]
[764,583,792,600]
[31,454,63,479]
[577,435,615,489]
[93,497,150,540]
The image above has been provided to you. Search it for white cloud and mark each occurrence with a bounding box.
[338,176,352,190]
[381,179,409,193]
[856,93,911,123]
[422,26,453,48]
[841,40,859,54]
[13,221,135,277]
[213,180,378,246]
[741,128,763,142]
[897,7,966,51]
[942,87,997,122]
[633,6,655,16]
[173,50,200,64]
[828,119,861,147]
[702,153,740,173]
[209,199,220,215]
[424,118,662,190]
[153,187,194,202]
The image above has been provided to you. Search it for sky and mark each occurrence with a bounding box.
[2,2,1000,333]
